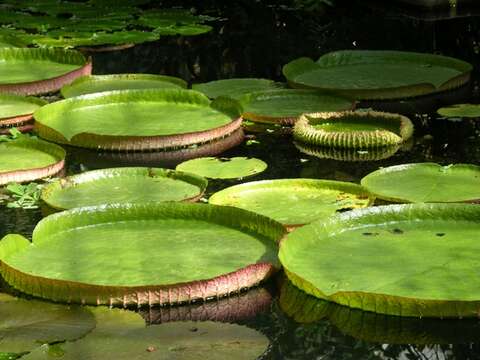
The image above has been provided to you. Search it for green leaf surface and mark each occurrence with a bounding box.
[24,319,269,360]
[209,179,371,227]
[0,48,87,85]
[0,94,46,119]
[0,293,95,354]
[41,167,207,210]
[279,203,480,317]
[437,103,480,118]
[0,138,65,174]
[192,78,284,100]
[34,89,238,141]
[61,74,187,98]
[283,50,472,99]
[0,203,283,287]
[361,163,480,203]
[176,157,267,179]
[239,89,354,123]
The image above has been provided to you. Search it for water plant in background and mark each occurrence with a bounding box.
[437,103,480,118]
[283,50,472,100]
[0,1,214,50]
[1,182,43,209]
[60,74,188,98]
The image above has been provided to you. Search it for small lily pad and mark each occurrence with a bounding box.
[437,103,480,118]
[0,293,95,354]
[176,157,267,179]
[209,179,372,228]
[361,163,480,203]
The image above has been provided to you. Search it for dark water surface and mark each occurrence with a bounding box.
[1,0,480,359]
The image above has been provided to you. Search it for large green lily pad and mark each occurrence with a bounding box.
[279,279,480,344]
[283,50,472,100]
[209,179,372,228]
[176,157,267,180]
[41,167,208,211]
[0,137,66,185]
[239,89,355,125]
[61,74,187,98]
[33,89,242,151]
[0,48,91,95]
[279,203,480,317]
[361,163,480,203]
[0,202,285,306]
[0,293,95,355]
[24,309,269,360]
[293,110,414,149]
[192,78,284,100]
[437,103,480,118]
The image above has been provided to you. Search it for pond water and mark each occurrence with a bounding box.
[1,0,480,359]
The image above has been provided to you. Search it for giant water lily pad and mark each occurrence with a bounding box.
[176,157,267,180]
[279,279,480,344]
[34,89,242,151]
[0,94,46,133]
[24,311,269,360]
[0,138,65,185]
[437,103,480,118]
[209,179,372,229]
[283,50,472,100]
[192,78,284,100]
[0,293,95,354]
[61,74,187,98]
[0,202,285,306]
[239,89,355,125]
[41,167,207,211]
[361,163,480,203]
[0,48,91,95]
[293,111,414,148]
[279,203,480,317]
